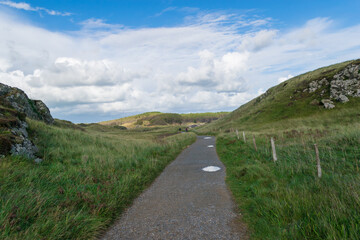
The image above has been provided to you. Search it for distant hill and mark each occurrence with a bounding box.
[197,59,360,133]
[99,112,228,129]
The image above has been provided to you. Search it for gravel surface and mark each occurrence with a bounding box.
[101,136,248,240]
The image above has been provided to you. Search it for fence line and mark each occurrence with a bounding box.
[232,133,330,176]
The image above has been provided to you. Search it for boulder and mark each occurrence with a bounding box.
[321,99,335,109]
[329,64,360,101]
[336,94,349,103]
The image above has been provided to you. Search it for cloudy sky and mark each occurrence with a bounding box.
[0,0,360,123]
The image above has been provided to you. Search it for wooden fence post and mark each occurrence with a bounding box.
[253,135,257,151]
[243,131,246,143]
[314,144,322,178]
[236,129,239,140]
[271,137,277,162]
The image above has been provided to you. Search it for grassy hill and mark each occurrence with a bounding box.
[99,111,228,129]
[197,59,360,134]
[195,59,360,239]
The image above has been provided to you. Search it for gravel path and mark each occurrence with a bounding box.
[101,136,248,240]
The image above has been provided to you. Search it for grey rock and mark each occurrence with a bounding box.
[337,94,349,103]
[7,120,39,159]
[34,158,43,164]
[10,138,38,159]
[344,68,351,78]
[319,78,329,85]
[0,83,52,157]
[307,78,329,93]
[33,100,54,124]
[0,83,54,124]
[309,81,319,93]
[327,64,360,102]
[321,99,335,109]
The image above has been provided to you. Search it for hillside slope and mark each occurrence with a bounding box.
[198,59,360,133]
[208,58,360,239]
[100,112,228,129]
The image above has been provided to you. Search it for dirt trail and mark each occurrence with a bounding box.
[101,136,248,240]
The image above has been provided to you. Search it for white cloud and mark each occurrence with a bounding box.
[0,1,32,10]
[0,11,359,122]
[0,1,71,16]
[239,29,278,51]
[176,50,248,92]
[27,58,138,87]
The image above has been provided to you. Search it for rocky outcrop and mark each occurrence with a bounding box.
[0,83,53,160]
[305,64,360,108]
[10,120,39,159]
[330,64,360,102]
[0,83,53,124]
[307,78,329,93]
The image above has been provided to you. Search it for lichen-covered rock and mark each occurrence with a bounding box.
[304,64,360,108]
[33,100,54,124]
[10,133,38,159]
[0,83,54,124]
[0,83,53,159]
[336,94,349,103]
[0,107,39,159]
[308,78,329,93]
[330,64,360,101]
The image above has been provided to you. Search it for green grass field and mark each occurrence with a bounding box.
[217,125,360,239]
[0,119,196,239]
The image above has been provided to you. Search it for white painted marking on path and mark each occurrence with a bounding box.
[204,137,212,139]
[202,166,221,172]
[207,145,214,148]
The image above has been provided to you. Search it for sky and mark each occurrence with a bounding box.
[0,0,359,123]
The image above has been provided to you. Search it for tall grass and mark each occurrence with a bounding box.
[217,126,360,239]
[0,119,196,239]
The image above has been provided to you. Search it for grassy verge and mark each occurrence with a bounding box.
[217,126,360,239]
[0,119,196,239]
